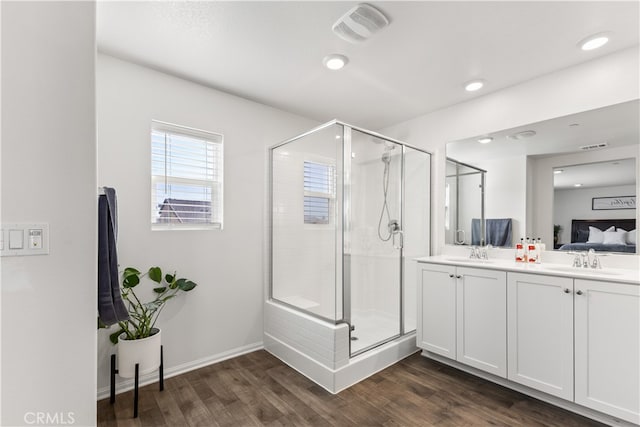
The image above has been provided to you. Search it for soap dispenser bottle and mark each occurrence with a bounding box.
[515,238,525,262]
[535,237,544,263]
[527,237,538,263]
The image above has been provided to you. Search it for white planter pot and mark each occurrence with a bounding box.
[117,328,161,378]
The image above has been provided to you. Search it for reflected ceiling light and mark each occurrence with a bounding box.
[464,80,485,92]
[323,54,349,70]
[477,136,493,144]
[508,130,537,140]
[554,169,563,174]
[579,32,611,51]
[574,183,583,187]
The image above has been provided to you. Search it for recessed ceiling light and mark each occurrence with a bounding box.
[578,32,611,51]
[477,137,493,144]
[323,54,348,71]
[554,169,563,175]
[574,183,583,187]
[464,80,485,92]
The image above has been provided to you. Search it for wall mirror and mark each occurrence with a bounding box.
[446,99,639,254]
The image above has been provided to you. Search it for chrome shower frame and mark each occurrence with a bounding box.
[268,119,432,357]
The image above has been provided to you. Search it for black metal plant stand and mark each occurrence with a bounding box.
[110,345,164,418]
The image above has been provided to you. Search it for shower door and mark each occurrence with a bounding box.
[346,129,402,355]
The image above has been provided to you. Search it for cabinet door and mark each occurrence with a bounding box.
[417,263,456,359]
[456,267,507,377]
[574,279,640,425]
[507,273,573,399]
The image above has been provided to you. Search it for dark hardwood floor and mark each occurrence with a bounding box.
[98,350,604,426]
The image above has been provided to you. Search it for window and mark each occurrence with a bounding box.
[303,161,335,224]
[151,121,223,230]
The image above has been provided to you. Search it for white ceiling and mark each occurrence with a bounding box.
[553,158,636,190]
[96,1,640,129]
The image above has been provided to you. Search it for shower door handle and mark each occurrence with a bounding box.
[393,230,404,250]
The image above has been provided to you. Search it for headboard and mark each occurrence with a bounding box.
[571,219,636,243]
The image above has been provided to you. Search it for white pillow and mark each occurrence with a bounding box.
[602,231,627,245]
[587,226,615,243]
[617,228,636,245]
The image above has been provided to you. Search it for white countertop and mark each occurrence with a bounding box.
[416,255,640,285]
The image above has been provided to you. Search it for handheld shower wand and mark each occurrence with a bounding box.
[378,146,399,242]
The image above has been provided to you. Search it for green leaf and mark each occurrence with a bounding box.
[109,328,124,344]
[176,278,197,292]
[153,287,167,294]
[124,267,141,275]
[165,273,175,283]
[148,267,162,283]
[122,274,140,288]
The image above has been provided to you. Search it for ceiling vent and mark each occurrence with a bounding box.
[332,3,389,43]
[580,142,609,151]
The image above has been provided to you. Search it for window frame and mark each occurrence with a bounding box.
[303,160,336,226]
[150,120,224,231]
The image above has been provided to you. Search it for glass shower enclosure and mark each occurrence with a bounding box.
[444,158,486,246]
[270,121,430,356]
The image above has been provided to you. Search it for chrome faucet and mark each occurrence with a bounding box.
[581,252,589,268]
[588,249,602,269]
[469,245,491,260]
[572,253,582,268]
[469,246,480,259]
[571,250,602,269]
[479,244,492,260]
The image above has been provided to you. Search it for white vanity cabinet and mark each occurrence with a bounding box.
[418,263,507,377]
[456,267,507,377]
[574,279,640,424]
[418,258,640,425]
[418,263,456,358]
[507,273,574,400]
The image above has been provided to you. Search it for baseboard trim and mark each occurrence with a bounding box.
[96,341,264,400]
[421,351,636,427]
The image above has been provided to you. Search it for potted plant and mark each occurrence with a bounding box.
[554,224,563,246]
[106,266,197,378]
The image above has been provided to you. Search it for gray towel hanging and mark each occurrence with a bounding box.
[98,187,129,326]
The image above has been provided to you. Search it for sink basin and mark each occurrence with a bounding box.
[443,256,494,264]
[543,266,622,276]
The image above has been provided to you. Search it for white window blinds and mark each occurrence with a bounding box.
[151,121,223,229]
[303,161,335,224]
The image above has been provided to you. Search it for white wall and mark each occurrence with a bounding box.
[380,47,639,255]
[554,184,636,244]
[1,2,97,426]
[96,54,317,395]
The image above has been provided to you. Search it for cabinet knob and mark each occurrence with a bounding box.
[563,288,571,294]
[449,274,455,278]
[456,275,462,279]
[576,290,584,295]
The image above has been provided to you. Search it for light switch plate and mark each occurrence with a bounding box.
[0,223,49,256]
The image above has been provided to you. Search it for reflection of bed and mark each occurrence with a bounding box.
[558,219,636,253]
